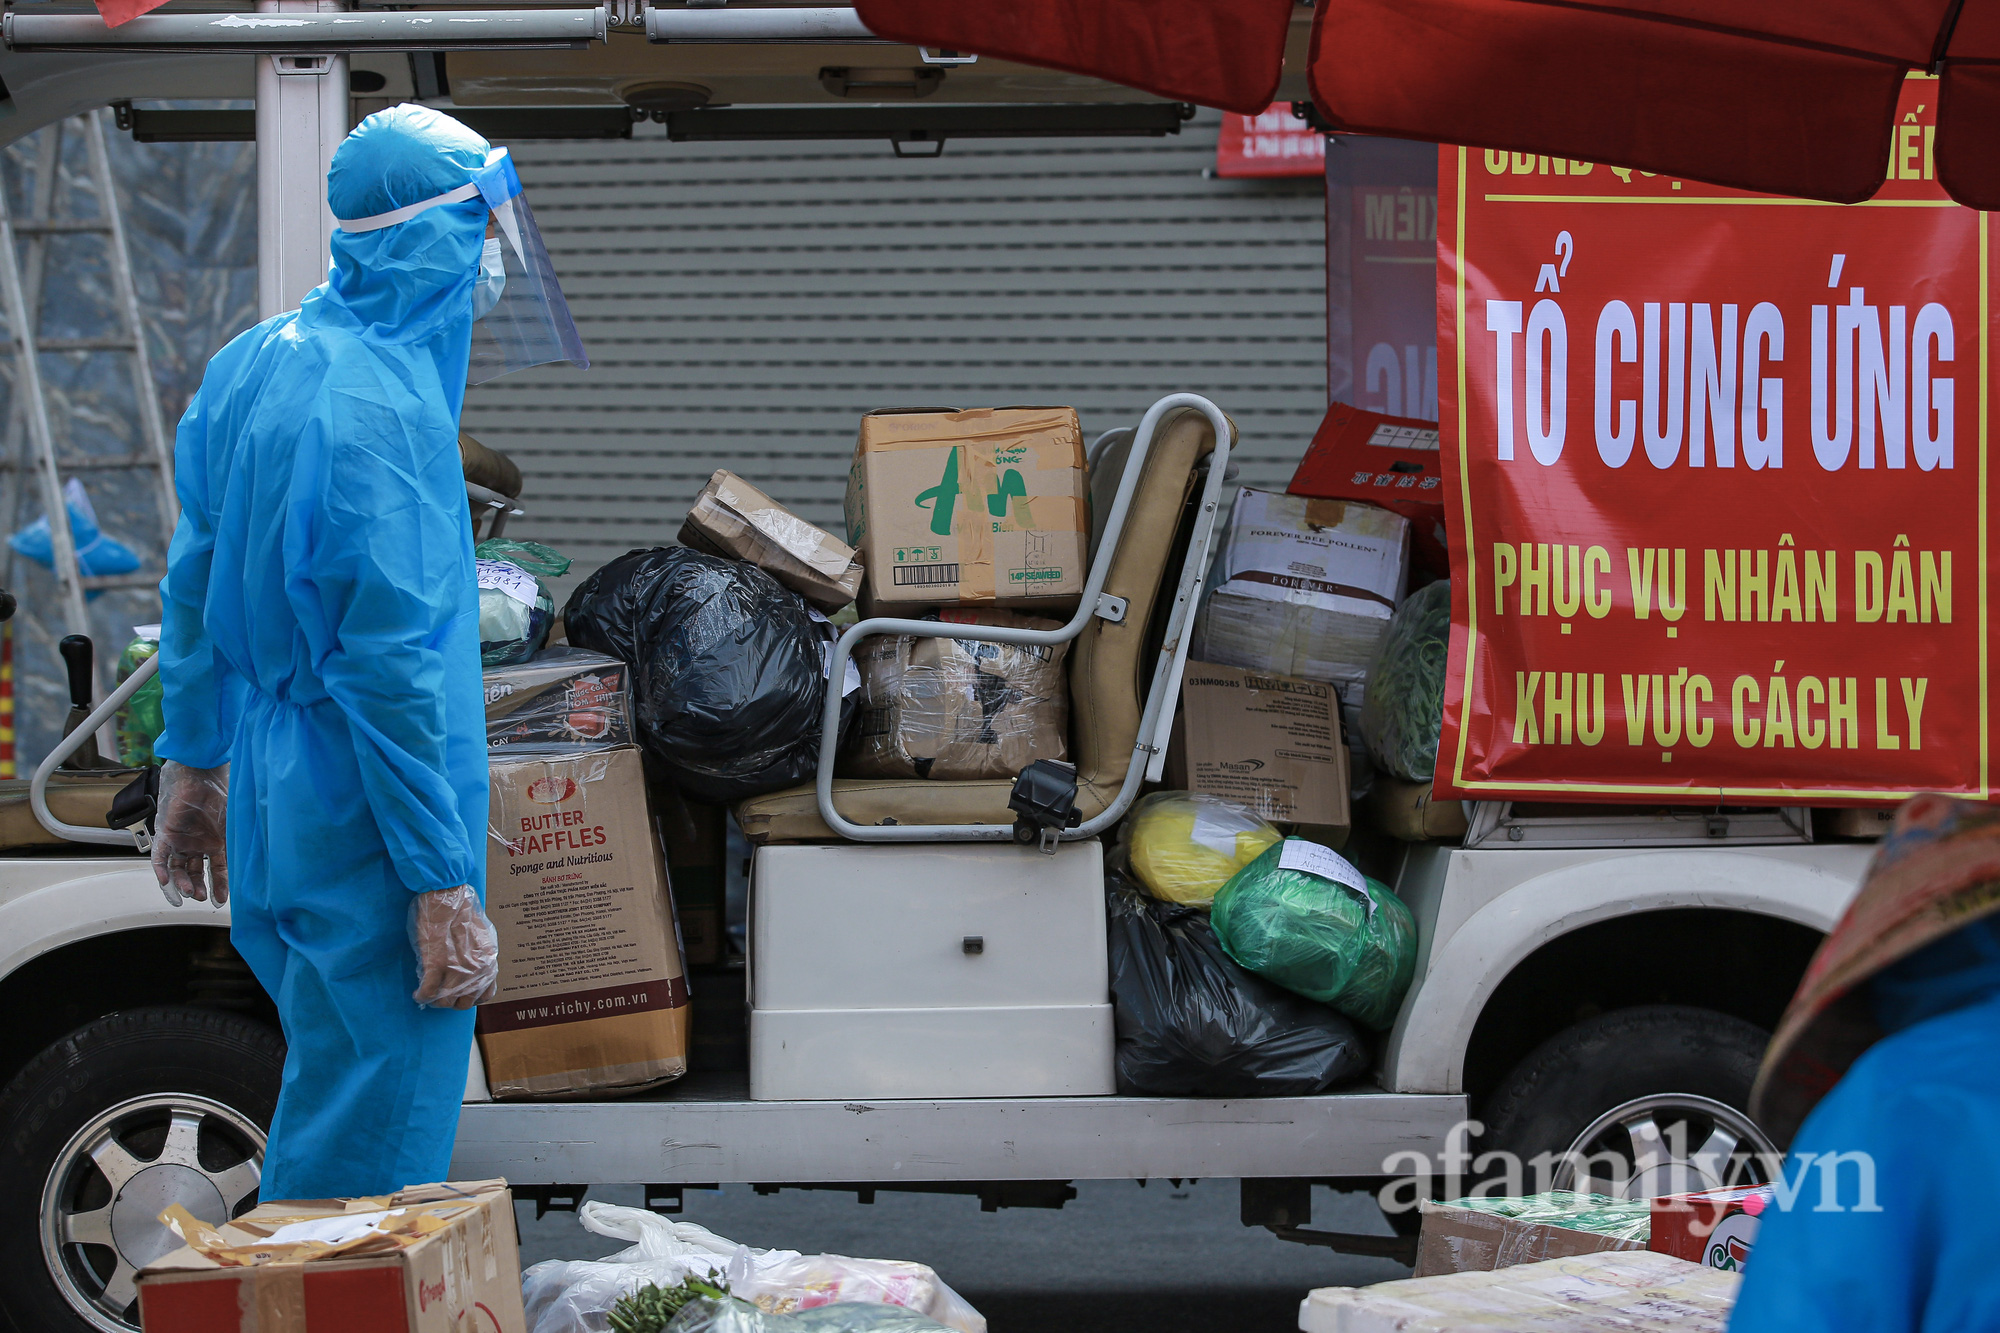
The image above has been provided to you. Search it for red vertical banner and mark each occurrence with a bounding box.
[1437,78,1991,804]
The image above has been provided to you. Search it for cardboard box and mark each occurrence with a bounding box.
[680,469,864,612]
[1413,1195,1649,1277]
[1167,661,1350,836]
[844,608,1070,781]
[484,647,634,753]
[137,1180,526,1333]
[1301,1251,1736,1333]
[1192,488,1410,689]
[1288,402,1450,580]
[479,747,690,1098]
[845,406,1088,609]
[1650,1184,1771,1273]
[652,781,726,967]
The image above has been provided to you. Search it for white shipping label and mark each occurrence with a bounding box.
[476,559,540,608]
[1191,802,1260,857]
[820,642,863,697]
[1277,840,1375,917]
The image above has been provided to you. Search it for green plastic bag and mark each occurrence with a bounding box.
[1359,578,1451,783]
[1209,837,1417,1031]
[475,538,571,667]
[115,630,164,767]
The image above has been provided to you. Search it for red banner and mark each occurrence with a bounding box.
[1216,105,1325,178]
[1437,79,1991,805]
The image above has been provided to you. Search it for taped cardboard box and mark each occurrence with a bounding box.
[1166,660,1349,839]
[844,608,1070,781]
[1413,1194,1649,1277]
[479,747,690,1098]
[845,406,1088,609]
[680,469,864,612]
[1192,488,1409,689]
[484,647,634,753]
[1650,1184,1771,1272]
[136,1180,526,1333]
[1287,402,1450,581]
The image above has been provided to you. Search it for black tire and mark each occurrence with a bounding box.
[0,1007,283,1333]
[1482,1005,1772,1171]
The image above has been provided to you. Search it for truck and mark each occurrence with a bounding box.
[0,12,1868,1332]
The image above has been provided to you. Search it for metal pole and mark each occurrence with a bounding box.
[256,0,350,319]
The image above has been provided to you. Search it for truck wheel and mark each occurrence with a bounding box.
[1481,1005,1780,1199]
[0,1007,281,1333]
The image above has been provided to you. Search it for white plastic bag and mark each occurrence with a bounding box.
[521,1203,986,1333]
[666,1298,952,1332]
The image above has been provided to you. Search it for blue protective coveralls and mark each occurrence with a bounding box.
[156,106,491,1200]
[1729,917,2000,1332]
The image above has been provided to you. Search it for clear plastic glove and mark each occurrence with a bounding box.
[151,761,230,908]
[410,885,500,1010]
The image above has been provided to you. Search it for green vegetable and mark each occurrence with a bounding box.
[115,634,164,767]
[1360,578,1451,782]
[609,1276,731,1333]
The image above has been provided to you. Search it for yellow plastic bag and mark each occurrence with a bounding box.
[1120,792,1282,908]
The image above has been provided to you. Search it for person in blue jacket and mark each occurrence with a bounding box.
[150,104,587,1199]
[1732,794,2000,1331]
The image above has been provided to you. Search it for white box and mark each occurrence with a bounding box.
[1194,489,1410,687]
[749,841,1115,1100]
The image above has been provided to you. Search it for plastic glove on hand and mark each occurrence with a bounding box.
[151,760,229,908]
[411,885,500,1009]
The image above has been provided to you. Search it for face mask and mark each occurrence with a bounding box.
[472,236,507,321]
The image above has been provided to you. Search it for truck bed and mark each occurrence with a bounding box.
[451,1074,1465,1185]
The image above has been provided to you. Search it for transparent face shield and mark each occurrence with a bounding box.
[465,148,589,384]
[334,146,590,384]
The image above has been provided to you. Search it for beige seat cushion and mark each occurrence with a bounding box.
[0,768,146,853]
[737,405,1227,844]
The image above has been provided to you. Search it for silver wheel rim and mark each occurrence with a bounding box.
[39,1093,265,1332]
[1552,1093,1779,1200]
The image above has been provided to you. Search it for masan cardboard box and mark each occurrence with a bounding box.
[478,746,689,1098]
[1166,661,1351,839]
[845,406,1088,609]
[136,1180,527,1333]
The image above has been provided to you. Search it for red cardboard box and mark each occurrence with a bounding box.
[136,1180,527,1333]
[1649,1184,1771,1273]
[1286,402,1448,581]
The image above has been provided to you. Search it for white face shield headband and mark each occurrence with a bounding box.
[335,147,590,384]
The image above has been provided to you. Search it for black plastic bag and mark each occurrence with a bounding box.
[562,547,855,802]
[1106,874,1369,1097]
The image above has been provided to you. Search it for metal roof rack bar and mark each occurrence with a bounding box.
[644,5,878,43]
[3,7,606,53]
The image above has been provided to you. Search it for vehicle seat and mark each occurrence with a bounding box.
[735,403,1228,843]
[0,768,145,852]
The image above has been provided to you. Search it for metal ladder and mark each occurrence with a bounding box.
[0,108,176,640]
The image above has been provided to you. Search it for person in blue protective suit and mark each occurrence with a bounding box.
[1730,794,2000,1332]
[149,103,587,1200]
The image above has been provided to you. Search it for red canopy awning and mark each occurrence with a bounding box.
[855,0,2000,208]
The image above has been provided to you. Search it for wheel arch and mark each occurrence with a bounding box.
[1381,848,1851,1099]
[0,873,273,1090]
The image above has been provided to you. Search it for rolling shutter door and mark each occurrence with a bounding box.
[463,110,1326,589]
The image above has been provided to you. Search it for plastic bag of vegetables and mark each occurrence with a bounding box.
[1116,791,1282,909]
[1359,578,1451,783]
[1209,838,1417,1031]
[476,538,571,667]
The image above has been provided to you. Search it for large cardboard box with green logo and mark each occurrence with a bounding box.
[845,406,1088,610]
